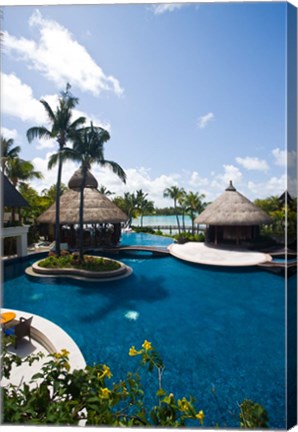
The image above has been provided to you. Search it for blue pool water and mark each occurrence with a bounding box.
[3,233,287,428]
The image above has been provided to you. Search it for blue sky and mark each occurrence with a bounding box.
[1,1,294,207]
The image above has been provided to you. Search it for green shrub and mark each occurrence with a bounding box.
[38,255,121,272]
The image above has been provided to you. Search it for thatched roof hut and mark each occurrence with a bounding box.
[37,169,128,225]
[195,181,271,245]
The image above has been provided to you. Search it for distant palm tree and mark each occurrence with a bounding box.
[135,189,154,227]
[98,185,114,196]
[113,192,138,227]
[27,83,86,255]
[184,191,206,235]
[62,123,126,261]
[163,186,185,234]
[1,136,21,172]
[5,158,43,187]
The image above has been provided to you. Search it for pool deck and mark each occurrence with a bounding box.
[168,242,273,267]
[1,308,86,389]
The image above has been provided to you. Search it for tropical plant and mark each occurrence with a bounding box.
[26,83,86,256]
[135,189,154,227]
[4,158,43,187]
[113,192,138,227]
[184,191,206,235]
[59,122,126,262]
[1,135,21,172]
[2,338,268,428]
[163,186,185,234]
[41,183,68,208]
[98,185,114,196]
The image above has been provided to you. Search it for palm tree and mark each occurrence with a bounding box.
[163,186,185,234]
[135,189,154,227]
[5,158,43,187]
[1,136,21,172]
[27,83,86,255]
[98,185,114,196]
[113,192,138,227]
[62,123,126,262]
[178,190,187,232]
[184,191,206,235]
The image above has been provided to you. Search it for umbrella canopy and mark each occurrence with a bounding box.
[195,181,271,226]
[37,168,128,225]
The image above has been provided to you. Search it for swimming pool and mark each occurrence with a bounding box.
[3,233,288,428]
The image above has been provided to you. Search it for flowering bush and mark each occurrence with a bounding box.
[38,254,121,272]
[1,339,268,427]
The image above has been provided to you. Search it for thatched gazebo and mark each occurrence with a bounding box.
[195,181,271,245]
[37,169,128,247]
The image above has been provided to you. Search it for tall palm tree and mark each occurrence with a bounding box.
[163,186,185,234]
[61,123,126,261]
[27,83,86,255]
[184,191,206,235]
[1,136,21,172]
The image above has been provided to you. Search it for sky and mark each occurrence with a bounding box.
[1,1,296,207]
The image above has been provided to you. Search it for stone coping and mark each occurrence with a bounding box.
[1,308,86,371]
[168,242,273,267]
[27,256,133,282]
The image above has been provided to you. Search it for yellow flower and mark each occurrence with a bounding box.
[98,364,112,379]
[196,410,204,424]
[61,349,70,357]
[100,387,111,399]
[178,397,189,413]
[142,340,153,351]
[129,346,143,356]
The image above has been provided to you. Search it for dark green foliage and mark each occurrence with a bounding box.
[239,399,269,428]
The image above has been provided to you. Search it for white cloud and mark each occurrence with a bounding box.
[1,73,48,124]
[151,3,185,14]
[272,147,297,168]
[197,112,214,129]
[247,175,287,198]
[29,156,182,207]
[235,156,269,171]
[3,10,123,96]
[1,127,18,140]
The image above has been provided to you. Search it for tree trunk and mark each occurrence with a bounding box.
[174,200,181,235]
[79,168,87,263]
[55,153,63,256]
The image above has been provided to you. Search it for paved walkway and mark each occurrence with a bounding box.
[168,242,272,267]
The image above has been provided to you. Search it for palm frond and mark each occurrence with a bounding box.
[101,160,127,184]
[48,153,60,170]
[40,99,56,124]
[27,127,52,143]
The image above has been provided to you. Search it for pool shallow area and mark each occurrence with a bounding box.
[3,233,288,428]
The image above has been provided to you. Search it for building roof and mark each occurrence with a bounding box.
[2,173,29,208]
[37,169,128,225]
[195,181,271,226]
[68,168,98,190]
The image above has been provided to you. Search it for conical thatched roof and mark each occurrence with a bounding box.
[37,169,128,225]
[195,181,271,226]
[68,168,98,190]
[37,188,128,224]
